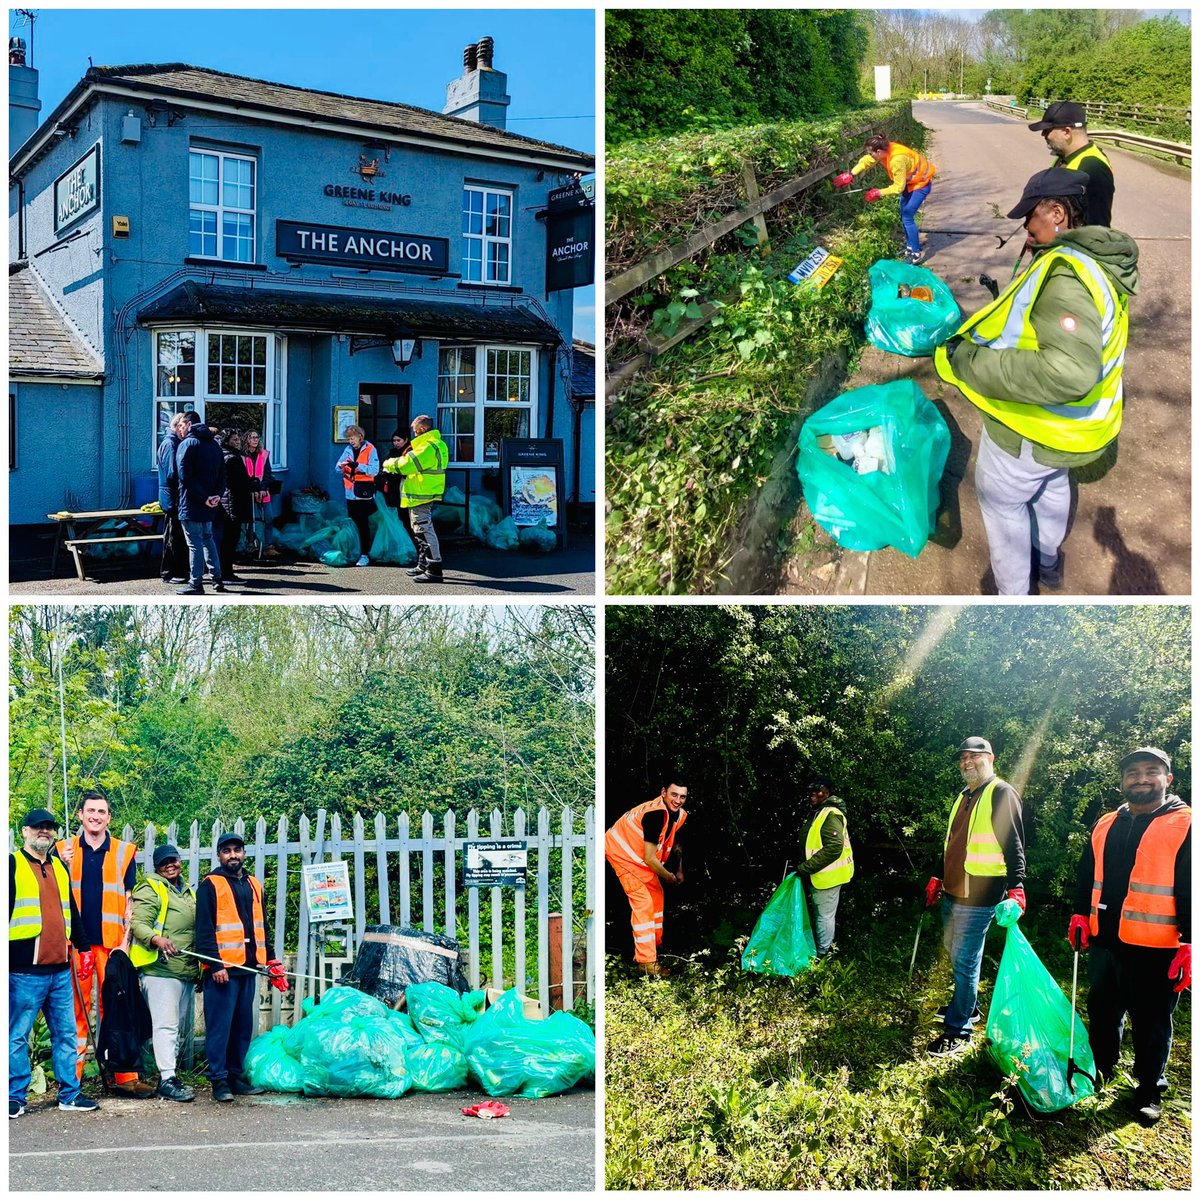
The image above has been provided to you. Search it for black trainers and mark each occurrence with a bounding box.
[9,1100,26,1119]
[937,1004,982,1026]
[413,563,444,584]
[212,1081,234,1103]
[1039,553,1065,591]
[213,580,228,593]
[58,1095,100,1112]
[1132,1093,1164,1124]
[176,584,204,596]
[230,1077,264,1096]
[157,1076,195,1102]
[927,1032,971,1057]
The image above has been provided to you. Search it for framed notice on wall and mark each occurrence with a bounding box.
[301,860,353,923]
[499,438,566,549]
[333,406,358,443]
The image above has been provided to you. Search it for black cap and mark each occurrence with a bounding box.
[217,832,245,850]
[1119,746,1172,774]
[1006,168,1090,219]
[807,776,834,794]
[153,844,182,868]
[955,737,993,757]
[1028,101,1087,132]
[21,808,60,829]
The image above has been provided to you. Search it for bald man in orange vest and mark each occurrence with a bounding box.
[605,783,687,977]
[1069,747,1191,1125]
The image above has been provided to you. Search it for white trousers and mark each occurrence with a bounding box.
[975,427,1070,596]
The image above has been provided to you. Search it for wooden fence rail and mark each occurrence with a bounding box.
[16,805,596,1029]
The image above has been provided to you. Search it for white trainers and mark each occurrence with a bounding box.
[355,555,369,567]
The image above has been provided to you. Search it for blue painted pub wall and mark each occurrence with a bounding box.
[11,85,587,523]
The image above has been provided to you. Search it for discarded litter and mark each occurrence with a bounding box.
[341,925,471,1009]
[866,260,961,356]
[742,873,817,977]
[985,899,1098,1113]
[787,246,844,291]
[797,379,950,558]
[462,1101,510,1119]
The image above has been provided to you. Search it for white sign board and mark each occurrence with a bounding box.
[302,860,353,922]
[874,65,892,103]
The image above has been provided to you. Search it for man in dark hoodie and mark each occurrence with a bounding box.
[157,411,197,584]
[934,167,1139,595]
[175,417,227,595]
[1068,747,1190,1125]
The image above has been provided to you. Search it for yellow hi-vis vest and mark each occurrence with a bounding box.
[129,876,170,969]
[945,780,1007,876]
[1059,141,1112,174]
[10,853,72,942]
[805,806,855,889]
[396,429,449,508]
[933,245,1127,453]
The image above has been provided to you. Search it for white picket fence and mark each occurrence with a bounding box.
[31,805,595,1027]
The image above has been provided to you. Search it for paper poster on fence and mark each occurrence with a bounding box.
[464,840,528,888]
[302,860,353,922]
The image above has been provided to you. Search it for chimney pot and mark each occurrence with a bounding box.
[477,36,494,69]
[464,44,477,71]
[10,36,27,67]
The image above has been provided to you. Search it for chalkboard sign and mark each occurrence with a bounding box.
[499,438,566,549]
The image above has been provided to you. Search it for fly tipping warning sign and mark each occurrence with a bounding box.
[464,840,528,888]
[787,246,843,291]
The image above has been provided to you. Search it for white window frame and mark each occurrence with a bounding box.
[461,184,514,286]
[189,148,257,263]
[152,327,287,468]
[437,343,538,468]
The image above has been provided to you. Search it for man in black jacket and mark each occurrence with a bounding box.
[175,419,227,596]
[1028,100,1115,227]
[1068,746,1191,1124]
[194,833,284,1101]
[9,809,98,1116]
[157,411,197,584]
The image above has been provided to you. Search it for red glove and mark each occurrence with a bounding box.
[1168,944,1191,993]
[924,877,942,908]
[266,959,288,994]
[1007,887,1026,914]
[76,950,95,983]
[833,172,854,188]
[1067,915,1090,951]
[864,188,882,203]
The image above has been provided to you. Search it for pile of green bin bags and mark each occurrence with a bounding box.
[742,873,817,977]
[244,983,595,1100]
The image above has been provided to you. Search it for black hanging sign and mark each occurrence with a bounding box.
[546,205,594,293]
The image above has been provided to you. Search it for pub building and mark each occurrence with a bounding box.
[8,36,596,538]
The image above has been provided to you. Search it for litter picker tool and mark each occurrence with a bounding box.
[176,948,327,985]
[1066,932,1097,1093]
[908,910,924,980]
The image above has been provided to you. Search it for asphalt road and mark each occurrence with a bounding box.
[8,1087,596,1191]
[9,538,598,598]
[809,101,1191,596]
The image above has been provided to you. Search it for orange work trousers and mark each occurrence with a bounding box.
[72,946,139,1084]
[611,861,665,964]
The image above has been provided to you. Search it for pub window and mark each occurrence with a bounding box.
[461,185,513,285]
[189,149,257,263]
[152,329,286,468]
[437,344,536,466]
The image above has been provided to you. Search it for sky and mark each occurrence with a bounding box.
[10,7,597,342]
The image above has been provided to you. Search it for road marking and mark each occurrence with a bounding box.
[11,1128,593,1159]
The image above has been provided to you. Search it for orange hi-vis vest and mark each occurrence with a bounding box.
[57,835,136,950]
[1089,806,1190,948]
[207,873,269,967]
[605,797,687,872]
[888,143,936,192]
[341,442,377,495]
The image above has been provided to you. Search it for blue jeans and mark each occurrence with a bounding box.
[899,184,931,253]
[180,518,222,586]
[9,970,81,1105]
[941,896,996,1036]
[808,883,841,956]
[202,971,258,1085]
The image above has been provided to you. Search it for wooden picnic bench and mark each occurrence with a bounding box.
[47,508,165,581]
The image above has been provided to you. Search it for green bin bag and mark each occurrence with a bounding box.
[408,1043,471,1092]
[985,898,1097,1112]
[406,982,488,1052]
[368,498,417,565]
[797,379,949,557]
[244,1025,306,1093]
[741,873,817,977]
[865,260,961,357]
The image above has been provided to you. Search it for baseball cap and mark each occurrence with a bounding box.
[217,832,246,850]
[1028,100,1087,132]
[955,737,993,757]
[1006,168,1090,220]
[1119,746,1172,773]
[21,808,60,829]
[154,844,182,868]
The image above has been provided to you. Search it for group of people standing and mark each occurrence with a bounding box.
[9,791,285,1116]
[838,101,1130,596]
[608,741,1189,1125]
[157,413,277,595]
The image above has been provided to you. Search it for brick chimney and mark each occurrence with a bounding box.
[9,37,41,153]
[443,36,510,130]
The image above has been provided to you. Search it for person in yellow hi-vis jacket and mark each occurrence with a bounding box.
[382,414,450,584]
[797,777,854,959]
[834,131,937,263]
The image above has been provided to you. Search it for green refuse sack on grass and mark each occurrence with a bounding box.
[797,379,950,557]
[984,898,1097,1112]
[865,260,961,357]
[741,873,817,977]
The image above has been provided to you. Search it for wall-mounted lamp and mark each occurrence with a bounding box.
[391,332,421,369]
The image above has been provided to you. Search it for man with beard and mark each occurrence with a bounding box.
[924,737,1026,1056]
[1068,747,1191,1124]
